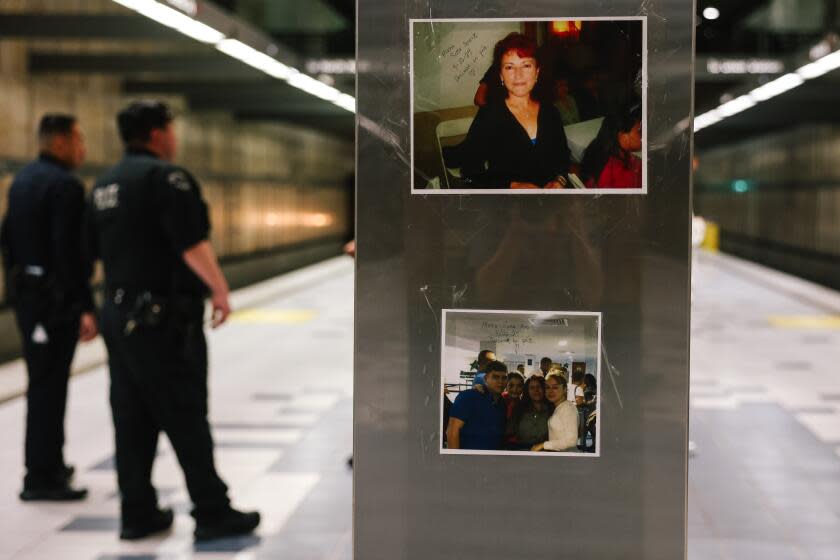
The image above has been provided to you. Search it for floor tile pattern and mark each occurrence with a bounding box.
[2,252,840,558]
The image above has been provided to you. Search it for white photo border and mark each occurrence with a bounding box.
[410,16,648,195]
[439,308,603,457]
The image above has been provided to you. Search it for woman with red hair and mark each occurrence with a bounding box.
[444,32,571,189]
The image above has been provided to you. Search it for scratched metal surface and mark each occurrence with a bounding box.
[354,2,695,558]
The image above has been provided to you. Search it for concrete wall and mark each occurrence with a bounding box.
[695,125,840,289]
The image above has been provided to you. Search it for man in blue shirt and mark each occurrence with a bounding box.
[446,361,507,450]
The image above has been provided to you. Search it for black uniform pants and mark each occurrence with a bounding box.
[100,299,230,525]
[14,294,79,489]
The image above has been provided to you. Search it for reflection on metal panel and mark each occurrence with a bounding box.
[355,2,694,559]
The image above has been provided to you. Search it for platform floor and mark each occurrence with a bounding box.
[0,251,839,559]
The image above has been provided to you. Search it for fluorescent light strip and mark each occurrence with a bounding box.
[112,0,224,43]
[749,72,804,101]
[288,73,341,102]
[217,41,355,112]
[217,39,296,80]
[693,110,722,132]
[797,50,840,79]
[112,0,356,113]
[695,45,840,132]
[716,95,756,117]
[333,94,356,112]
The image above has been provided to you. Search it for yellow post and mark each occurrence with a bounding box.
[702,221,719,252]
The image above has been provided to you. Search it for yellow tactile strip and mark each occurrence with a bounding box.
[229,309,317,324]
[768,315,840,329]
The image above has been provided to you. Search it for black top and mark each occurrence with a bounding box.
[1,154,93,312]
[443,102,571,189]
[88,149,210,297]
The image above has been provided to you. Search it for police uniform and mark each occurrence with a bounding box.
[1,154,93,492]
[88,148,230,527]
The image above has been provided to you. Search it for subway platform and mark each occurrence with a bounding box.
[0,251,839,559]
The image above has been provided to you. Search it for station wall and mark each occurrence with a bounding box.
[0,23,355,300]
[0,11,354,361]
[694,124,840,290]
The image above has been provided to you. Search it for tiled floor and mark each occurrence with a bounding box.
[0,257,354,560]
[689,251,840,560]
[1,250,840,559]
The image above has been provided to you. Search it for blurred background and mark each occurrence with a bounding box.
[1,1,840,559]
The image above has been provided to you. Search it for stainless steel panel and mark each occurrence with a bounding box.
[355,2,694,558]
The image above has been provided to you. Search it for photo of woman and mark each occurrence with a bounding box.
[411,18,646,193]
[530,374,579,452]
[507,375,552,450]
[442,33,572,189]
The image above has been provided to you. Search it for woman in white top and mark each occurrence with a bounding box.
[531,373,578,452]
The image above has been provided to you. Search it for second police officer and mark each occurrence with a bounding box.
[87,101,260,541]
[1,114,98,502]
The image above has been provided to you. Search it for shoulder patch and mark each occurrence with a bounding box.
[93,183,120,210]
[168,170,192,192]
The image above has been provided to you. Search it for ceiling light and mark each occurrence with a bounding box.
[749,73,804,101]
[716,95,755,117]
[112,0,224,44]
[216,39,296,80]
[693,110,722,132]
[702,7,720,20]
[333,94,356,113]
[113,0,358,114]
[694,45,837,133]
[797,50,840,79]
[288,73,341,102]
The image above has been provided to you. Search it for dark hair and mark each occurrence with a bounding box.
[117,100,173,147]
[485,360,508,375]
[485,32,551,105]
[510,375,553,428]
[540,356,552,365]
[38,114,76,142]
[580,103,642,183]
[494,32,537,63]
[477,349,494,365]
[506,372,525,384]
[584,373,597,391]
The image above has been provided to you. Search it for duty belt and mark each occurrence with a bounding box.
[107,287,204,335]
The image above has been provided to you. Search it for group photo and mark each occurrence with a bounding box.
[411,17,646,193]
[441,309,601,456]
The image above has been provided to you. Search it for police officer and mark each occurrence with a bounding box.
[1,114,97,501]
[88,101,260,541]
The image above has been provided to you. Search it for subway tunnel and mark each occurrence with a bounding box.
[1,1,840,559]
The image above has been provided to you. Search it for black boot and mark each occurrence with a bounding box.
[20,483,87,502]
[120,508,175,540]
[194,508,260,541]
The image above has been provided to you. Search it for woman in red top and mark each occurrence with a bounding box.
[581,104,643,189]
